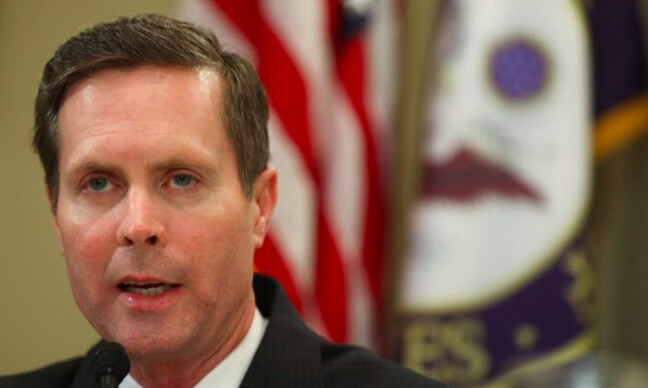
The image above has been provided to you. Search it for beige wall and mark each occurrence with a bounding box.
[0,0,176,374]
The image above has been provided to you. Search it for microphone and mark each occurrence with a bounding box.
[91,342,131,388]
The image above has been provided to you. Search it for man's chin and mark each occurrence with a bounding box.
[117,336,186,363]
[99,323,188,362]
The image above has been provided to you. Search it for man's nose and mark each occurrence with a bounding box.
[116,188,167,247]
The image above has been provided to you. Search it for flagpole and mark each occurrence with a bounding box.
[384,0,441,357]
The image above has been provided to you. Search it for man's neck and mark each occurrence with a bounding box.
[127,296,257,388]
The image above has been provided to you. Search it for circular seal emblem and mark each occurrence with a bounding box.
[489,38,548,101]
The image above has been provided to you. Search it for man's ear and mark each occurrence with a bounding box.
[251,167,278,248]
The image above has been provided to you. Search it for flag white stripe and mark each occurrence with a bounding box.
[366,0,398,169]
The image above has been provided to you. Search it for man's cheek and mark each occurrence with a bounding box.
[62,225,113,296]
[65,256,97,298]
[66,260,96,322]
[63,219,114,256]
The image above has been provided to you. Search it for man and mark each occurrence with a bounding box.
[0,14,447,388]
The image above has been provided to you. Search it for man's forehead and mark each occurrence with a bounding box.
[61,65,222,115]
[59,65,223,132]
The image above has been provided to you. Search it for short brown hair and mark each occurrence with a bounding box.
[34,14,269,208]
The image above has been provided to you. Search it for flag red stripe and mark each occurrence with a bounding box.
[316,205,348,341]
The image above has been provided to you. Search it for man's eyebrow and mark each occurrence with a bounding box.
[67,161,121,175]
[65,155,217,178]
[146,157,216,172]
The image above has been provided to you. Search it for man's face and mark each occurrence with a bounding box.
[52,65,275,362]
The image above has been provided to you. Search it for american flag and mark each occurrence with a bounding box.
[178,0,397,347]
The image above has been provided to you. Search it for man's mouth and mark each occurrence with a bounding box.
[117,282,180,297]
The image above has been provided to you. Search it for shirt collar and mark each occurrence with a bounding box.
[120,307,268,388]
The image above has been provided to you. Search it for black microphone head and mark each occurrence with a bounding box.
[92,342,130,388]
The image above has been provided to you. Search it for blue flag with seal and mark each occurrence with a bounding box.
[393,0,594,386]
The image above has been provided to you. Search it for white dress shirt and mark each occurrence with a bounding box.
[120,308,268,388]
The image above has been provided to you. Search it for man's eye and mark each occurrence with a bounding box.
[87,177,111,192]
[170,174,195,188]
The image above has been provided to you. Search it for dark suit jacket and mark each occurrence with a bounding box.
[0,275,448,388]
